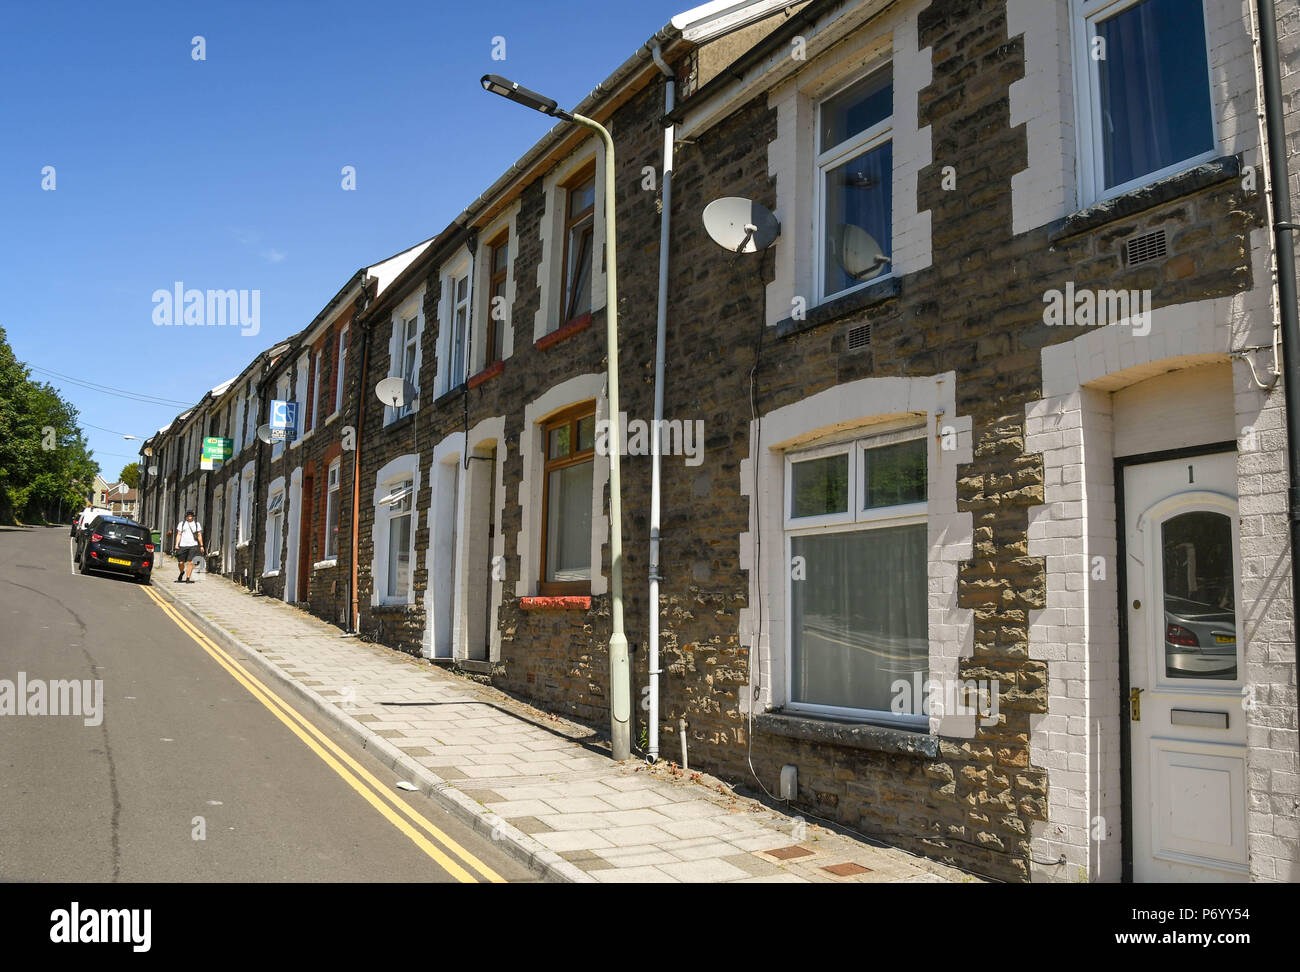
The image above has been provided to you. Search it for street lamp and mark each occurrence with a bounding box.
[482,73,631,762]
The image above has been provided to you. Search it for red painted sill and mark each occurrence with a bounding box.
[467,360,504,389]
[519,595,591,611]
[534,314,591,351]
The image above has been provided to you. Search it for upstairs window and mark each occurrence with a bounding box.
[449,273,470,389]
[333,325,348,417]
[486,234,509,365]
[394,314,420,419]
[561,172,595,324]
[1076,0,1215,201]
[817,64,893,302]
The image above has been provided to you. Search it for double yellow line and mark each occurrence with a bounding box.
[141,585,504,883]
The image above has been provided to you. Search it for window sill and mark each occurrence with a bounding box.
[236,541,250,550]
[432,384,465,409]
[325,411,340,426]
[373,600,417,613]
[262,569,281,578]
[772,276,901,341]
[753,710,938,758]
[312,559,338,570]
[535,314,592,351]
[1049,155,1240,244]
[519,595,591,611]
[467,360,504,389]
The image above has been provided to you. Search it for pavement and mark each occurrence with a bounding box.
[154,555,974,884]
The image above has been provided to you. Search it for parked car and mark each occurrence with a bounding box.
[1164,594,1237,679]
[73,507,112,541]
[76,515,154,583]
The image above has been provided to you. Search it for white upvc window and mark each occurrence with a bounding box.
[265,489,285,572]
[243,385,258,452]
[438,255,472,396]
[238,467,254,545]
[324,459,341,560]
[309,350,323,434]
[815,63,894,304]
[784,427,928,727]
[291,353,308,447]
[333,325,348,417]
[1072,0,1216,204]
[449,272,470,390]
[381,479,414,601]
[388,312,421,422]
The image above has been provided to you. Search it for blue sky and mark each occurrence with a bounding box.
[0,0,684,479]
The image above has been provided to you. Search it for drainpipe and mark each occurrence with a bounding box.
[349,285,374,634]
[647,44,675,763]
[1256,0,1300,690]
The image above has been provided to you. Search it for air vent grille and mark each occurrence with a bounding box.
[1125,228,1168,266]
[847,323,872,350]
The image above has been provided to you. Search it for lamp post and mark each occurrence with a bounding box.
[481,74,631,761]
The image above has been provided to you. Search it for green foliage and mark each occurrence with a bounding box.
[0,326,99,524]
[118,462,139,490]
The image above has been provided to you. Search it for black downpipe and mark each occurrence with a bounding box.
[1257,0,1300,687]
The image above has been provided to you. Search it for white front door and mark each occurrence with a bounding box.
[1124,451,1247,882]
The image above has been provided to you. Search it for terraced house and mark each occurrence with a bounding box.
[138,0,1300,883]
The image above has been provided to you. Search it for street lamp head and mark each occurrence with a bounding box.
[480,74,572,120]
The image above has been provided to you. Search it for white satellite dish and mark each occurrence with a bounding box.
[375,376,417,409]
[839,224,891,281]
[702,197,780,253]
[256,424,273,445]
[147,465,159,476]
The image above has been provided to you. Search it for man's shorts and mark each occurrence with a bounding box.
[177,546,198,563]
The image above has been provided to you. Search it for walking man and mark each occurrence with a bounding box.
[175,510,204,583]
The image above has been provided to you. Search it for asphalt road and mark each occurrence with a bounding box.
[0,525,538,883]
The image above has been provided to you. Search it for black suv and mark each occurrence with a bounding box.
[76,515,154,583]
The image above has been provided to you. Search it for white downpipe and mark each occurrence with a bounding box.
[648,45,674,762]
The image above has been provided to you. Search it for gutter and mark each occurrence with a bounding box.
[1255,0,1300,700]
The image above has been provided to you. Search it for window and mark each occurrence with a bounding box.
[817,65,893,302]
[266,490,284,572]
[561,172,595,324]
[309,350,322,433]
[485,233,509,365]
[1076,0,1215,200]
[238,472,253,544]
[394,314,420,419]
[449,273,470,389]
[785,429,927,726]
[324,460,341,560]
[384,480,413,599]
[333,325,348,416]
[540,405,596,595]
[242,385,258,452]
[292,353,308,445]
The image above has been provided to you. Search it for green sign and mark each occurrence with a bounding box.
[202,437,233,462]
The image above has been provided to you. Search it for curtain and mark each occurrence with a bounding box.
[790,523,927,713]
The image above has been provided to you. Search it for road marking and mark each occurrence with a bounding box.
[140,585,505,883]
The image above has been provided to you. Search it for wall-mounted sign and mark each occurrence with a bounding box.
[269,400,299,442]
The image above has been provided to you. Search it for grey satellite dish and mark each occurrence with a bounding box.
[147,465,159,476]
[839,224,891,281]
[375,376,417,409]
[702,196,780,253]
[256,424,273,445]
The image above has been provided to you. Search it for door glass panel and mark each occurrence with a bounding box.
[1162,511,1236,680]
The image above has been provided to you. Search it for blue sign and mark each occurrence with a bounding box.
[270,400,299,441]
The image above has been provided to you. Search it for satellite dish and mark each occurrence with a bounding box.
[702,197,780,253]
[375,376,417,408]
[256,424,273,445]
[147,465,159,476]
[838,224,891,281]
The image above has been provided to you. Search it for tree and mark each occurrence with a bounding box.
[118,462,139,489]
[0,326,99,524]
